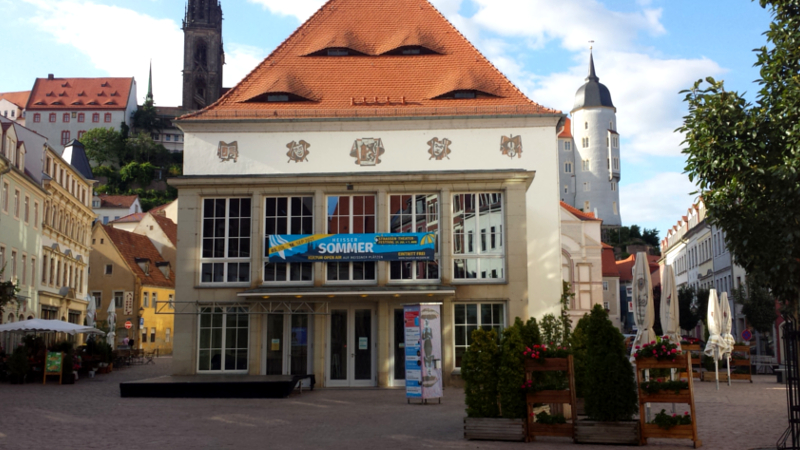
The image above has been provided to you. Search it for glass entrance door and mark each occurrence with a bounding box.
[392,308,406,386]
[327,305,375,387]
[263,313,312,384]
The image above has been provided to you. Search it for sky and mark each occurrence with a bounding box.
[0,0,775,240]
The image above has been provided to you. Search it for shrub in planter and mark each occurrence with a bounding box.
[640,379,689,395]
[584,305,638,422]
[462,328,500,418]
[8,345,29,384]
[650,409,692,429]
[569,314,590,399]
[534,411,567,424]
[498,319,528,419]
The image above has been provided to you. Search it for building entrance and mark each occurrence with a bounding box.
[263,313,313,386]
[327,305,375,387]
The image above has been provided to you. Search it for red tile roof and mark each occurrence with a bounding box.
[150,214,178,247]
[181,0,559,121]
[558,117,572,138]
[103,225,174,288]
[560,201,600,221]
[616,253,660,282]
[602,245,619,278]
[27,77,133,111]
[111,212,147,223]
[97,194,138,208]
[148,200,174,215]
[0,91,31,109]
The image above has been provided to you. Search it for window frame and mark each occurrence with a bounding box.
[92,113,100,123]
[388,193,440,283]
[453,302,506,369]
[49,113,56,123]
[104,113,112,123]
[113,291,123,308]
[324,194,378,284]
[451,192,506,283]
[199,197,253,285]
[197,306,250,373]
[262,195,314,285]
[33,113,41,123]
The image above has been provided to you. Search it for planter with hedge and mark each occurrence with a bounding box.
[462,318,541,442]
[524,345,577,441]
[574,305,640,446]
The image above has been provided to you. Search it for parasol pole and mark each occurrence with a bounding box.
[727,353,732,387]
[715,347,720,391]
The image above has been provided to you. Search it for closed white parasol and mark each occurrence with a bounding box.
[719,292,736,386]
[660,265,681,349]
[106,300,117,349]
[704,289,726,390]
[630,252,656,362]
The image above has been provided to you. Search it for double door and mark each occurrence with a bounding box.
[264,314,312,384]
[328,305,375,387]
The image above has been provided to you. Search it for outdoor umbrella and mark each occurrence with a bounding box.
[106,301,117,349]
[704,289,726,390]
[0,318,105,335]
[630,252,656,362]
[85,295,96,328]
[660,264,681,349]
[720,292,736,386]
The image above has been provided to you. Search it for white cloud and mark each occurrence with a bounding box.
[223,44,269,88]
[246,0,326,22]
[22,0,184,105]
[620,172,698,233]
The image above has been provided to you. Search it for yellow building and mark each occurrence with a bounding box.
[90,223,174,354]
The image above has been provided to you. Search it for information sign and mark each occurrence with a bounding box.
[44,352,63,385]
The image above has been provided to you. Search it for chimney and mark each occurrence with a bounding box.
[48,74,54,80]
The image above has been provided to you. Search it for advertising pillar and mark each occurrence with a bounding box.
[403,303,443,403]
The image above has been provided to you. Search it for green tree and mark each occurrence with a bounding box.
[126,132,170,165]
[132,99,163,134]
[641,228,660,248]
[520,317,542,349]
[461,328,500,418]
[540,314,563,347]
[679,0,800,310]
[120,161,158,188]
[560,281,574,343]
[733,283,778,334]
[583,305,639,422]
[79,127,125,166]
[678,286,699,333]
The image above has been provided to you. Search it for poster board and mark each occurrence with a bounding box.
[404,304,443,402]
[43,352,63,385]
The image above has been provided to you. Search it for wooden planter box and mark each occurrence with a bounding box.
[464,417,526,442]
[701,372,728,382]
[640,389,691,404]
[641,423,696,441]
[636,357,688,370]
[529,422,573,437]
[574,420,640,445]
[527,390,572,404]
[730,373,752,381]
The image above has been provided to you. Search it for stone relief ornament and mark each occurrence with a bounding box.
[286,140,311,163]
[427,137,452,160]
[500,135,523,159]
[217,141,239,163]
[350,138,385,166]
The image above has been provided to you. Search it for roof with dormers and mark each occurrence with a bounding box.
[0,91,31,109]
[97,194,139,209]
[180,0,559,121]
[102,224,174,288]
[560,201,600,221]
[27,77,134,111]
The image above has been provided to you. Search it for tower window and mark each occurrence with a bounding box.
[564,141,571,151]
[584,182,590,192]
[584,201,590,211]
[610,121,614,130]
[585,122,588,129]
[611,181,617,191]
[564,185,568,194]
[613,202,618,215]
[564,162,573,173]
[582,159,590,171]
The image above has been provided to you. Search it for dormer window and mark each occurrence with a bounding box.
[136,258,150,276]
[454,90,477,99]
[267,94,289,102]
[327,48,350,56]
[435,90,484,100]
[402,47,421,55]
[156,261,171,279]
[382,46,438,56]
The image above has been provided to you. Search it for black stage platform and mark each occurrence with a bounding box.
[120,374,314,398]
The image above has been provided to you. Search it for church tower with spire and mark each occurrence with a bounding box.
[182,0,224,110]
[559,50,621,227]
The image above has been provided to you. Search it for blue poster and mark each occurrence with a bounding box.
[268,233,435,263]
[404,305,422,398]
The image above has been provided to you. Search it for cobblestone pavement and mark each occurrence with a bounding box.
[0,359,786,450]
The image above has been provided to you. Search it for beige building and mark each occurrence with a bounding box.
[90,224,174,353]
[169,0,565,388]
[39,140,96,328]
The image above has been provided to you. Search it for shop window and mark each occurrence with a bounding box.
[389,194,439,281]
[454,303,505,368]
[198,306,249,372]
[325,195,376,282]
[452,193,504,280]
[200,198,252,284]
[263,196,313,283]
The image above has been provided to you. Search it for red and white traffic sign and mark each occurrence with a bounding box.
[125,320,132,330]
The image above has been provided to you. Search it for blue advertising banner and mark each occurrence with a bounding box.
[268,233,435,263]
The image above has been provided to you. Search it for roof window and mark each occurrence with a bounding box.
[384,46,438,56]
[454,91,477,99]
[307,47,364,57]
[245,92,310,103]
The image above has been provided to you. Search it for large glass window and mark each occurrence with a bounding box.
[201,198,251,283]
[452,193,505,280]
[389,194,439,281]
[198,306,249,372]
[454,303,505,368]
[264,196,313,283]
[326,195,376,282]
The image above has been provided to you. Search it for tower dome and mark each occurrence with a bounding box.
[572,52,614,112]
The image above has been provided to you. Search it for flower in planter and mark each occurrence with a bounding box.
[651,409,692,429]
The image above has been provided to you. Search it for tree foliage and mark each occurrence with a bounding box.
[603,225,661,253]
[79,127,125,166]
[678,286,711,333]
[679,0,800,309]
[461,328,500,418]
[583,305,639,422]
[132,99,163,134]
[497,319,528,419]
[569,313,590,399]
[733,283,778,334]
